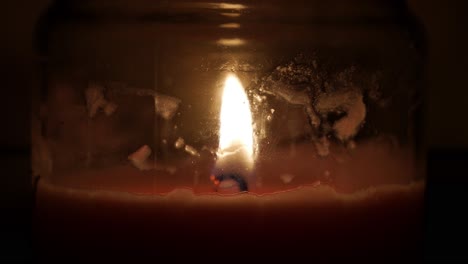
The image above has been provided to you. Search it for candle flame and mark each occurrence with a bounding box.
[218,74,254,159]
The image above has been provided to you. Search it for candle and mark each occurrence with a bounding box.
[33,0,426,260]
[33,69,424,259]
[34,74,424,259]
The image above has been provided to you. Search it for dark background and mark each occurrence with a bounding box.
[1,0,468,261]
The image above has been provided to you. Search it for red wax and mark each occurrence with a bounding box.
[34,180,424,261]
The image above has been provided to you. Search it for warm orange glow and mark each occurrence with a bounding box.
[219,23,241,29]
[218,3,246,10]
[218,74,254,161]
[216,38,245,46]
[221,13,241,18]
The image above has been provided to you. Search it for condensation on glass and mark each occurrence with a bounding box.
[32,0,425,194]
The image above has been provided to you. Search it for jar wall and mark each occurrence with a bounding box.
[32,0,425,194]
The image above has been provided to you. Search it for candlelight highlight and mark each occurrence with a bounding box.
[218,74,254,159]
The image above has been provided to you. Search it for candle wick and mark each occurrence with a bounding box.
[212,174,248,192]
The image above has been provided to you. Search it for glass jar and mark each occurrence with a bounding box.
[33,0,425,194]
[33,0,426,260]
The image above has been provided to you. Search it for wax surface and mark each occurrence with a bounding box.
[34,180,425,260]
[49,141,418,195]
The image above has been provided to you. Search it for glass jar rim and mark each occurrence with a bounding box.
[48,0,409,22]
